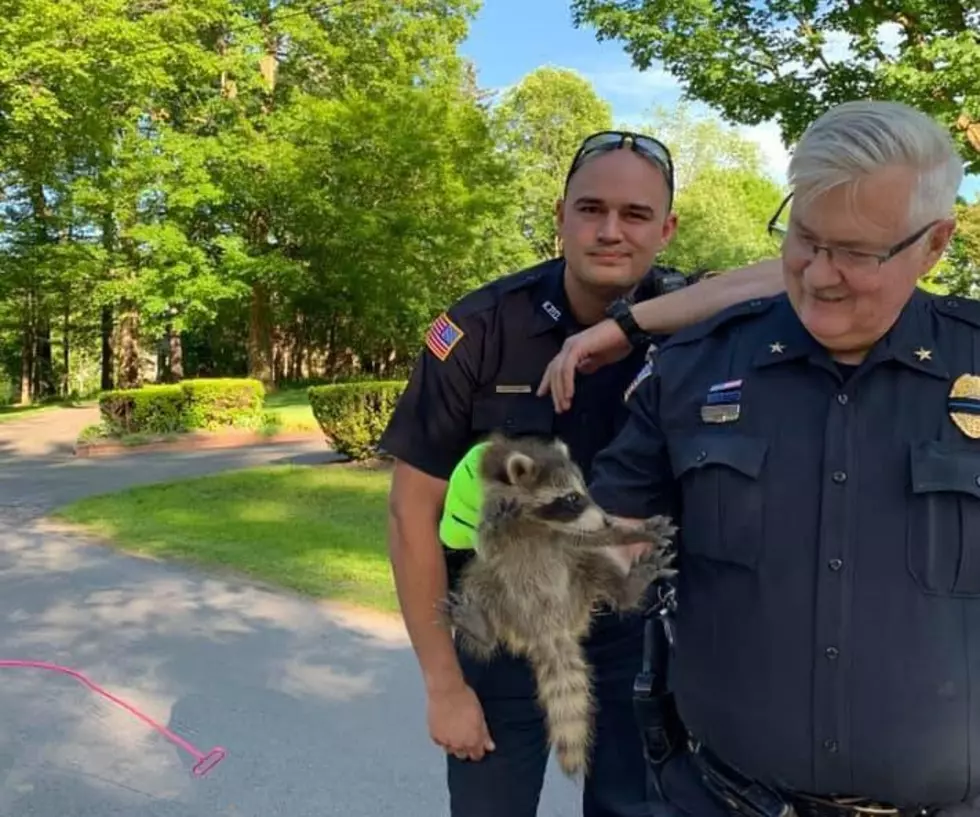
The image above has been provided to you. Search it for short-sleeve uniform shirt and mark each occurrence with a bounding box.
[588,290,980,809]
[380,258,682,485]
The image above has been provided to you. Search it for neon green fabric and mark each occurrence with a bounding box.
[439,441,490,550]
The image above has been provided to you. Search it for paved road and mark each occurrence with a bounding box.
[0,413,580,815]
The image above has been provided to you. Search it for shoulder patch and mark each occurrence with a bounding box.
[933,294,980,329]
[659,294,781,351]
[426,312,465,361]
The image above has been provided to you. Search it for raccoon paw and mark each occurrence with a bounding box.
[641,515,678,546]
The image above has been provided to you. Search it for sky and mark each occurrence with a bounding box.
[459,0,979,201]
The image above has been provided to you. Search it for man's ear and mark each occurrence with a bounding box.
[660,212,678,249]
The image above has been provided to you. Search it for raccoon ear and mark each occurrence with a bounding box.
[504,451,537,486]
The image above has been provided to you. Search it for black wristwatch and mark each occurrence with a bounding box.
[605,297,651,349]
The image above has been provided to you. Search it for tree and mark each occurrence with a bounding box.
[493,67,613,259]
[570,0,980,174]
[629,105,785,272]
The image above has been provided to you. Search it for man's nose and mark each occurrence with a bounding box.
[597,212,624,241]
[802,246,844,288]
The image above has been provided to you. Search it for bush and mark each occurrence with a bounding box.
[308,380,406,460]
[181,378,265,431]
[99,378,265,436]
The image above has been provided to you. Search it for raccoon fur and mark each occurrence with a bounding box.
[442,433,677,780]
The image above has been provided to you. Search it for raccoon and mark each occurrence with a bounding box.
[442,433,677,780]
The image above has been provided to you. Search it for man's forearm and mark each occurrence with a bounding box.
[635,259,784,335]
[388,510,466,695]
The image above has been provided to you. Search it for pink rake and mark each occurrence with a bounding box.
[0,660,226,777]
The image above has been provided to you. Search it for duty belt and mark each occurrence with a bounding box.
[690,743,939,817]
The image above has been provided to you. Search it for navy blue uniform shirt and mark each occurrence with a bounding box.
[588,289,980,810]
[380,258,689,485]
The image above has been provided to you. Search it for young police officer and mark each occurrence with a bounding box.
[380,130,785,817]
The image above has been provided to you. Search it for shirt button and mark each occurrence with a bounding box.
[832,471,847,484]
[828,558,843,571]
[825,646,839,659]
[823,739,839,753]
[695,450,707,462]
[836,393,848,405]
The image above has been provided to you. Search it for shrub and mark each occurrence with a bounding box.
[100,384,190,435]
[98,378,265,436]
[181,378,265,431]
[308,380,406,460]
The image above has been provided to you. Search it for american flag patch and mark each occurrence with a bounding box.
[425,312,464,361]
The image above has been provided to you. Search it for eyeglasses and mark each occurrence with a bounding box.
[766,192,939,275]
[564,130,675,208]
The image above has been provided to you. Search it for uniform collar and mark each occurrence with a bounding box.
[752,290,949,380]
[529,259,586,337]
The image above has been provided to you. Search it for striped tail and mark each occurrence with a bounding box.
[528,635,595,778]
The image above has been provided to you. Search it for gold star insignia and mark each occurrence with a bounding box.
[914,347,932,362]
[770,342,785,354]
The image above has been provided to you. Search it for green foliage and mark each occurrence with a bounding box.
[571,0,980,174]
[99,378,265,436]
[493,67,614,259]
[308,381,407,461]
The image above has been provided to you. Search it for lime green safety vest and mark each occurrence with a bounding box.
[439,441,490,550]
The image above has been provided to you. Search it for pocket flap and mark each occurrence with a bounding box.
[471,394,555,435]
[910,440,980,500]
[669,433,769,479]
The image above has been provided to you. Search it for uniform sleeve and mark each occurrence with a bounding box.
[379,308,486,481]
[587,362,678,520]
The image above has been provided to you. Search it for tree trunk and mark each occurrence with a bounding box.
[247,283,274,388]
[62,299,71,397]
[101,306,114,391]
[19,293,34,405]
[169,327,184,381]
[118,302,141,389]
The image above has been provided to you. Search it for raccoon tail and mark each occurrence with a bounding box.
[527,635,595,779]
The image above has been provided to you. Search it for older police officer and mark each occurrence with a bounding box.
[380,129,786,817]
[585,99,974,817]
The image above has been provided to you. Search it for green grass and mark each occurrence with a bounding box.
[53,462,398,612]
[263,388,319,432]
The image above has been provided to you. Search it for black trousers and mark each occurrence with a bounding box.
[446,609,684,817]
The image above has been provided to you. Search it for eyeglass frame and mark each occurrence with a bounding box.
[766,192,940,272]
[563,130,675,211]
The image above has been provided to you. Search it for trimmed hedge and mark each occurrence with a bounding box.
[308,380,406,460]
[99,378,265,436]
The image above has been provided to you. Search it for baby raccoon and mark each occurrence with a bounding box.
[443,433,677,780]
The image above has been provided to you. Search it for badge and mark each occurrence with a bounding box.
[701,379,742,424]
[425,312,464,362]
[623,361,653,403]
[948,374,980,439]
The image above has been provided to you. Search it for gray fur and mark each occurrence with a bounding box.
[441,433,677,780]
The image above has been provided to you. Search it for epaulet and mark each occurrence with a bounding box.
[659,294,781,351]
[446,259,559,321]
[932,294,980,329]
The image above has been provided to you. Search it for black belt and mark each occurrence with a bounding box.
[690,743,939,817]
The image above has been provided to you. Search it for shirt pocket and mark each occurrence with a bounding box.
[907,440,980,597]
[471,393,555,437]
[668,432,770,569]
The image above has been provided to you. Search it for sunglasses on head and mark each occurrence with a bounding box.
[564,130,675,206]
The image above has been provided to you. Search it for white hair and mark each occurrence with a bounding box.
[787,100,964,226]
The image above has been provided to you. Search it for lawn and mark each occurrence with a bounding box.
[263,387,319,432]
[53,462,399,612]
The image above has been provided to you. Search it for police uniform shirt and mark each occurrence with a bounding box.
[587,289,980,809]
[380,258,685,487]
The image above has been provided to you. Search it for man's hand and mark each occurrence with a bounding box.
[428,681,496,761]
[537,318,630,412]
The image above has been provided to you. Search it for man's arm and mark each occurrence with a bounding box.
[379,308,495,760]
[538,259,783,411]
[587,358,677,524]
